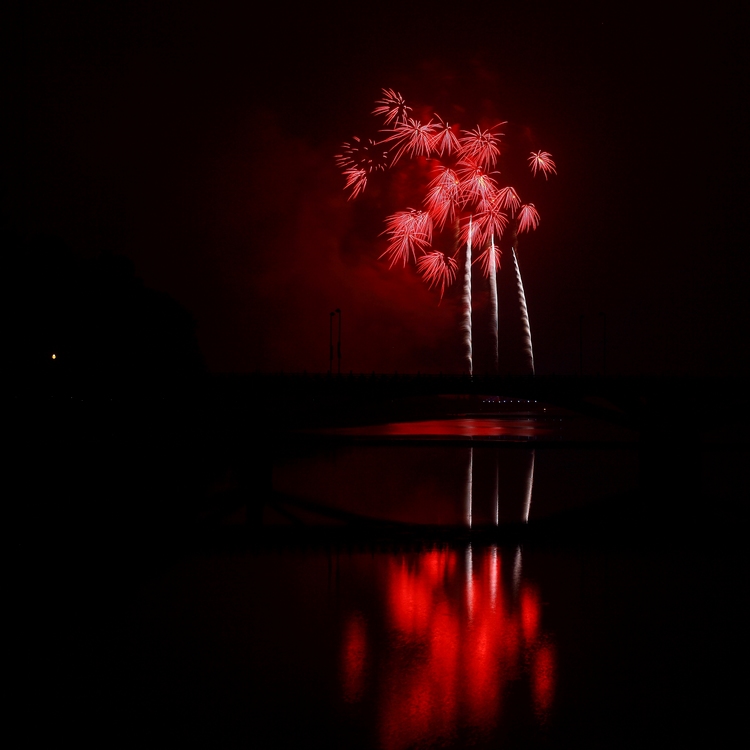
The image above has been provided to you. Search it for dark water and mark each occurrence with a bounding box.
[16,408,747,748]
[272,443,639,528]
[119,537,743,749]
[269,410,640,529]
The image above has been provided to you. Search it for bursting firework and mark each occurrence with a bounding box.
[336,88,556,375]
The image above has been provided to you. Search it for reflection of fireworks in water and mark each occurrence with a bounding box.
[337,89,556,373]
[460,444,536,529]
[493,446,501,526]
[464,446,474,527]
[341,546,556,749]
[523,448,536,523]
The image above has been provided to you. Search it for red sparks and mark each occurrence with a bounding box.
[380,209,433,267]
[335,136,389,172]
[475,241,503,278]
[517,203,541,233]
[497,186,521,214]
[417,251,458,300]
[383,117,437,164]
[336,136,390,198]
[430,117,460,156]
[458,124,504,170]
[472,200,509,246]
[372,88,412,125]
[456,160,498,206]
[528,150,557,179]
[424,167,461,230]
[342,168,368,200]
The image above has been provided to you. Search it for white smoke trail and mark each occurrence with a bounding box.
[461,217,473,375]
[511,245,535,376]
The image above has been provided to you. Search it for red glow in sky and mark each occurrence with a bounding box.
[12,4,745,378]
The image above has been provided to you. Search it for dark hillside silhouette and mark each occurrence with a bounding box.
[12,232,204,382]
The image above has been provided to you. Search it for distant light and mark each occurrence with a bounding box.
[51,354,57,360]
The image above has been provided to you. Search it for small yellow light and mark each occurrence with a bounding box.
[51,354,56,360]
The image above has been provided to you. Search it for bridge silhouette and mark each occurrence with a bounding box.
[204,372,748,523]
[202,371,748,433]
[36,369,748,537]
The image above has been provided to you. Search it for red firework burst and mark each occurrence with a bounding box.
[380,209,433,268]
[528,151,557,179]
[336,136,391,199]
[475,241,503,278]
[458,124,504,171]
[456,160,498,207]
[472,200,509,246]
[342,168,368,200]
[517,203,541,233]
[335,136,390,172]
[372,88,412,125]
[336,87,556,323]
[429,116,461,157]
[383,116,437,164]
[497,186,521,214]
[424,167,461,230]
[416,251,458,301]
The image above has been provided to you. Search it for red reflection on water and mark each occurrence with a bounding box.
[321,418,554,438]
[384,419,550,437]
[532,641,556,715]
[341,612,367,703]
[388,550,456,635]
[342,546,556,749]
[521,586,541,642]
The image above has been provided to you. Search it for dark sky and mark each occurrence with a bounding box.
[4,0,748,377]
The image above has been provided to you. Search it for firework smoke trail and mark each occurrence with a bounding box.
[489,234,499,373]
[511,242,535,376]
[462,217,473,375]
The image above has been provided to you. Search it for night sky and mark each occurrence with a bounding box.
[5,1,748,378]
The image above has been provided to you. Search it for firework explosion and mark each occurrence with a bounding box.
[336,89,556,375]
